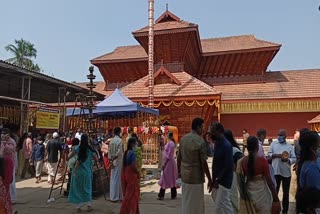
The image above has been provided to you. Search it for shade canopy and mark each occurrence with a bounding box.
[66,88,159,117]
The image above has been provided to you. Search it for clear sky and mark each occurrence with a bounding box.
[0,0,319,82]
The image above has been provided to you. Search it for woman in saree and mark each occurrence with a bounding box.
[68,134,98,213]
[120,137,140,214]
[237,136,280,214]
[0,153,14,214]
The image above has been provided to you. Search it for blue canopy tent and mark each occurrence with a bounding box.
[66,88,159,117]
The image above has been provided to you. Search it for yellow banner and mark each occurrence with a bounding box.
[36,108,60,129]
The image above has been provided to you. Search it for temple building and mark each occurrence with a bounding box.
[88,10,320,138]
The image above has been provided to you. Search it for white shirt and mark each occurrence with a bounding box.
[108,135,123,166]
[75,132,82,141]
[257,140,265,157]
[268,141,296,178]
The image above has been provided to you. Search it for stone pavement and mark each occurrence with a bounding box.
[13,166,296,214]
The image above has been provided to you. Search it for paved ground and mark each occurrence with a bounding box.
[13,163,297,213]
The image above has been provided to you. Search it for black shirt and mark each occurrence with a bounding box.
[47,138,61,163]
[212,136,234,189]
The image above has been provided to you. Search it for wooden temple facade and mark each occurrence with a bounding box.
[89,10,320,138]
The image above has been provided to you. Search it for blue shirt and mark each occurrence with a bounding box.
[212,136,233,189]
[268,140,296,177]
[125,150,136,166]
[31,143,45,161]
[299,158,320,190]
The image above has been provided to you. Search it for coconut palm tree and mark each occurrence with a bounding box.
[5,38,38,69]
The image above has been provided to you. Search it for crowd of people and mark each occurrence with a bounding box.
[1,119,320,214]
[175,118,320,214]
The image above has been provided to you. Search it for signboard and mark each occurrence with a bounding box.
[36,108,60,129]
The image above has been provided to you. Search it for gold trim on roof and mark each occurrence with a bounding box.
[222,100,320,114]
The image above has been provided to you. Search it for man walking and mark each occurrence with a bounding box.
[46,132,61,184]
[210,122,234,214]
[21,132,35,178]
[177,118,212,214]
[108,127,123,202]
[257,128,277,187]
[268,129,296,214]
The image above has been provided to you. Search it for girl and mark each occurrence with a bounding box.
[157,131,178,200]
[120,137,140,214]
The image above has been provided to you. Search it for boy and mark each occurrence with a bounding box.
[31,136,45,183]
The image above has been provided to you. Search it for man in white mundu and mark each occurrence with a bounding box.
[108,127,123,202]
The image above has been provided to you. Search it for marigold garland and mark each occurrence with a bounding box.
[140,100,219,108]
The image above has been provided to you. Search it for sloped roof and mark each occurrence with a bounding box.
[133,20,197,34]
[214,69,320,101]
[155,10,181,23]
[121,71,220,99]
[76,81,112,96]
[201,35,280,54]
[91,35,280,62]
[308,114,320,124]
[91,45,147,62]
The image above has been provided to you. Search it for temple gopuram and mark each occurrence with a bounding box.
[87,10,320,138]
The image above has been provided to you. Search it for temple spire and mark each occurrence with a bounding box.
[166,3,168,11]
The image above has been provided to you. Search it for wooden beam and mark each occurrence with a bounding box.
[248,51,261,75]
[224,54,234,77]
[215,55,227,77]
[259,51,272,74]
[235,53,247,76]
[241,52,252,76]
[229,54,241,76]
[197,58,206,78]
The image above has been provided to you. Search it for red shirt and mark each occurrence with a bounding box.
[241,156,270,177]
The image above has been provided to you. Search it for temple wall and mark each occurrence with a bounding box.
[221,112,319,138]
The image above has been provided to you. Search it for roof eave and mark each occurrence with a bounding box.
[128,94,221,101]
[91,57,148,64]
[202,46,281,57]
[132,26,198,37]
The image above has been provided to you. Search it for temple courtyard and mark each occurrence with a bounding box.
[13,160,296,214]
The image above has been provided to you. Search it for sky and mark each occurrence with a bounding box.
[0,0,319,82]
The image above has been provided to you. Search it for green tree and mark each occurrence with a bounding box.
[5,38,41,72]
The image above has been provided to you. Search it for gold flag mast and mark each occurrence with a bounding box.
[148,0,155,108]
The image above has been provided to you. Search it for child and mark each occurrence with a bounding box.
[31,136,45,183]
[268,138,273,145]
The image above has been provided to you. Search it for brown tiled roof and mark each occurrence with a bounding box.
[91,46,147,62]
[91,35,280,62]
[76,81,112,97]
[308,114,320,124]
[133,21,197,34]
[121,71,220,99]
[214,69,320,101]
[201,35,280,53]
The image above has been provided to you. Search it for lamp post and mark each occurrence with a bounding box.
[86,66,96,139]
